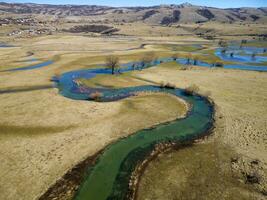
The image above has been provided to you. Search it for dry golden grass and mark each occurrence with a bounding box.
[0,30,266,200]
[138,142,265,200]
[136,66,267,163]
[0,88,187,200]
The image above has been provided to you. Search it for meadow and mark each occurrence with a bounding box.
[0,21,267,200]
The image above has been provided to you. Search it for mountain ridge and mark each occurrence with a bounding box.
[0,2,266,25]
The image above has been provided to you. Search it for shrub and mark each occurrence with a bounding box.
[141,52,157,68]
[192,55,200,65]
[165,82,176,89]
[184,84,200,95]
[89,91,103,101]
[172,53,179,60]
[180,65,188,70]
[205,35,215,40]
[159,81,176,89]
[241,39,247,44]
[26,51,34,56]
[51,73,61,82]
[218,40,228,48]
[159,81,166,88]
[221,49,227,54]
[214,62,224,67]
[251,52,257,59]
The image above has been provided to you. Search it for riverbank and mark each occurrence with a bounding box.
[38,93,189,200]
[0,89,187,200]
[135,66,267,199]
[0,34,266,200]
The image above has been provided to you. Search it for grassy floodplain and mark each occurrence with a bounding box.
[0,16,267,200]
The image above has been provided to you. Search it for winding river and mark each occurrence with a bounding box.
[75,88,213,200]
[54,45,267,199]
[55,63,214,200]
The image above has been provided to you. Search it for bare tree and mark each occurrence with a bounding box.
[209,57,219,67]
[251,52,257,59]
[106,56,120,74]
[131,63,136,70]
[192,55,200,65]
[240,39,247,48]
[218,40,228,48]
[172,53,179,61]
[186,53,193,65]
[140,52,157,69]
[218,40,228,53]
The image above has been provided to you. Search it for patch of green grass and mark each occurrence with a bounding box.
[245,61,267,66]
[79,72,148,89]
[200,48,216,55]
[156,44,202,52]
[157,61,182,69]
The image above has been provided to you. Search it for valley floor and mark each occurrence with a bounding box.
[0,34,266,200]
[136,66,267,200]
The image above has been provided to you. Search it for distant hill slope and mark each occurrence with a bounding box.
[0,2,266,24]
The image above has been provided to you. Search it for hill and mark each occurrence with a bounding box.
[0,2,267,25]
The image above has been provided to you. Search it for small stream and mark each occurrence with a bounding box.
[215,46,267,63]
[0,60,53,72]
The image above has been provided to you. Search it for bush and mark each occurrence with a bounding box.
[186,53,193,65]
[218,40,228,48]
[172,53,179,60]
[180,66,188,70]
[214,62,224,67]
[192,55,200,65]
[205,35,215,40]
[159,81,165,88]
[221,49,227,54]
[141,52,157,68]
[165,82,176,89]
[51,73,61,82]
[89,91,103,101]
[159,81,176,89]
[251,52,257,58]
[241,39,247,44]
[184,84,200,95]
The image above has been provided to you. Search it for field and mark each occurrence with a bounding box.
[0,13,267,200]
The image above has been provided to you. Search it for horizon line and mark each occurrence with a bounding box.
[0,1,266,9]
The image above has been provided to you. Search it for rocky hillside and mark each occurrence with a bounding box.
[0,2,267,24]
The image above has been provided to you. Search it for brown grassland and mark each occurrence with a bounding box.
[0,20,267,200]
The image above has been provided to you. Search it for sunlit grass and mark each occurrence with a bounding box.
[79,72,148,89]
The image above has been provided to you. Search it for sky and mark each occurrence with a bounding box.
[2,0,267,8]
